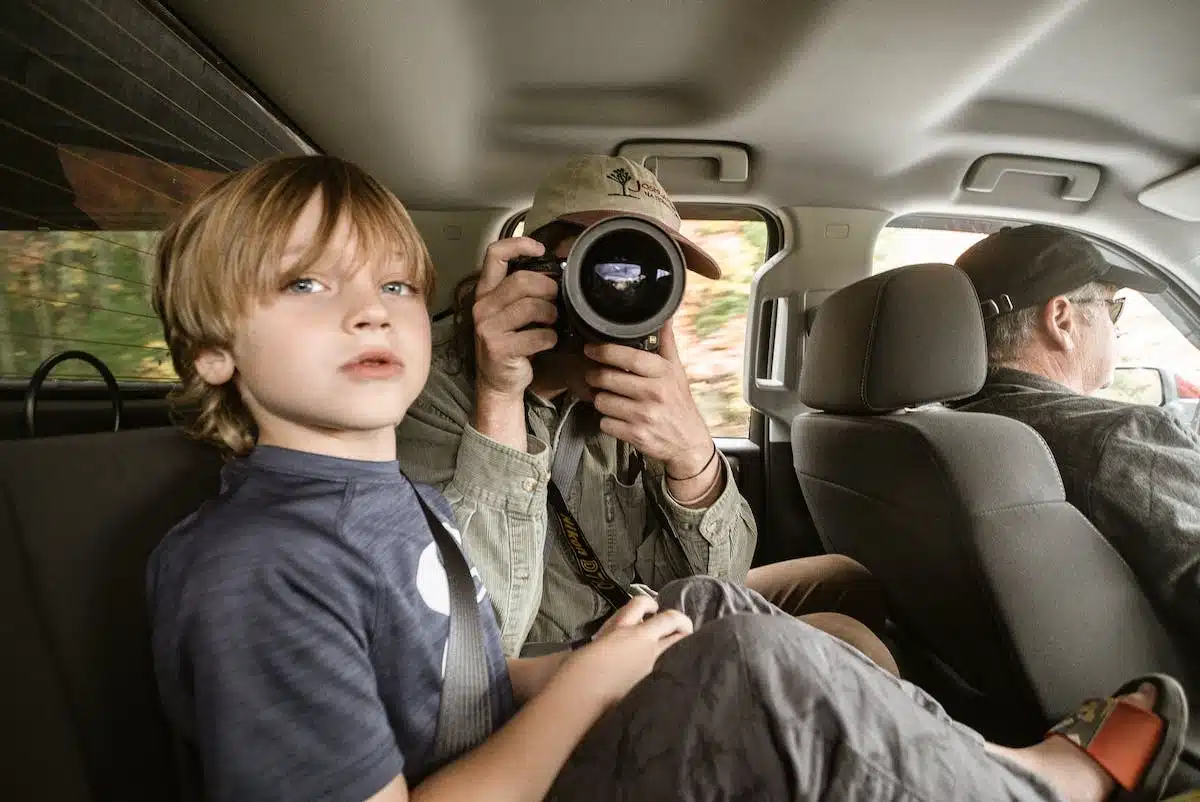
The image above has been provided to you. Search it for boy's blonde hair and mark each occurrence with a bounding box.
[153,155,435,455]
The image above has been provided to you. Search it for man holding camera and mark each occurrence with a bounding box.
[397,155,895,672]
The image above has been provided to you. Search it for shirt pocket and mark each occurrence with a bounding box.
[605,472,647,581]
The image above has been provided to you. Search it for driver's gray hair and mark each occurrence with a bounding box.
[984,281,1115,364]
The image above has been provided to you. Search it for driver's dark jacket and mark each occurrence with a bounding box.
[955,367,1200,644]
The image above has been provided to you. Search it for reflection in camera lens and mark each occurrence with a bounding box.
[579,230,674,324]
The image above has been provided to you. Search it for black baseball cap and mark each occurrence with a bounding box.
[955,224,1166,318]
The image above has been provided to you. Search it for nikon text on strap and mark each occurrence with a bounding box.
[548,403,633,612]
[547,480,633,611]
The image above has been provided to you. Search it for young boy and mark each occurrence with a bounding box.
[148,154,1186,802]
[147,154,692,802]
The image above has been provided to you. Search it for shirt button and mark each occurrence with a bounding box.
[522,478,537,492]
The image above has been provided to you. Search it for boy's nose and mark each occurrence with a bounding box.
[350,305,389,329]
[344,289,390,331]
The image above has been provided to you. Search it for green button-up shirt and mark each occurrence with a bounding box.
[396,331,757,656]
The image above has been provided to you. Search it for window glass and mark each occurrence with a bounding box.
[1,0,309,383]
[0,230,170,380]
[677,218,769,437]
[1114,291,1200,388]
[1097,291,1200,424]
[872,226,987,273]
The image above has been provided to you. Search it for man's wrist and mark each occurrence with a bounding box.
[664,437,724,509]
[473,384,528,451]
[665,456,723,508]
[665,439,717,480]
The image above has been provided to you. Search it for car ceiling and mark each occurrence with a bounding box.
[164,0,1200,284]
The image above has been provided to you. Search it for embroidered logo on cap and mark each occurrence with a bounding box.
[606,167,673,211]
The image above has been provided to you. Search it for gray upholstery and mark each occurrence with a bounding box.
[793,263,1197,751]
[0,427,221,802]
[799,263,987,414]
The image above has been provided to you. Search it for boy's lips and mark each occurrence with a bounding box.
[341,348,404,380]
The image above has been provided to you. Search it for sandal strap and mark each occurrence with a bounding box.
[1047,696,1164,792]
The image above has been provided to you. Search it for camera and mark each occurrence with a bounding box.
[506,216,686,352]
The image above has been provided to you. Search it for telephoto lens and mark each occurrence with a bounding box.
[506,216,687,351]
[560,216,687,351]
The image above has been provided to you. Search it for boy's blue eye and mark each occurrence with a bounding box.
[285,277,327,294]
[382,281,416,296]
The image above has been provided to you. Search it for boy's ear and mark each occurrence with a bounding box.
[193,347,236,385]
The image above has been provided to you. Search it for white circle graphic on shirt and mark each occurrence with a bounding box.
[416,542,451,616]
[415,541,487,618]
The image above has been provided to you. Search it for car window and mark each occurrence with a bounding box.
[509,209,775,437]
[1095,290,1200,422]
[0,230,168,380]
[676,216,770,437]
[872,225,988,272]
[1,0,310,384]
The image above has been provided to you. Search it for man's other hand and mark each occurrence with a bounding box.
[473,237,559,402]
[583,320,714,479]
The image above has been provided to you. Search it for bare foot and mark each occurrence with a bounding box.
[988,683,1158,802]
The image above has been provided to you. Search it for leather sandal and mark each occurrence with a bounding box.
[1047,673,1189,802]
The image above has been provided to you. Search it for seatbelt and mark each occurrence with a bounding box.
[413,487,493,761]
[550,400,592,495]
[547,404,633,612]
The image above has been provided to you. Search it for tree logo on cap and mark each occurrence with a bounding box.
[606,167,674,215]
[606,167,642,198]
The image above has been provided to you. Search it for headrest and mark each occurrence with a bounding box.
[799,263,987,414]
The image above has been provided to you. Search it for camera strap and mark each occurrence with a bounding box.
[548,403,634,612]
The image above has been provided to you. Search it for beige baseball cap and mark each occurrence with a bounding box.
[524,154,722,280]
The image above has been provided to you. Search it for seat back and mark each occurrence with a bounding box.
[793,408,1193,732]
[0,427,221,802]
[793,264,1195,742]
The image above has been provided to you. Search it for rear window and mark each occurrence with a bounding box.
[0,0,310,383]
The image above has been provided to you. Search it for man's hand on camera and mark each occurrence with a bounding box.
[584,321,721,503]
[472,237,558,450]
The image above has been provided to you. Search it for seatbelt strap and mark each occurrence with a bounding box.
[546,404,633,612]
[550,400,591,495]
[414,486,493,761]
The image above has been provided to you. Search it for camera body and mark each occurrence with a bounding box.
[506,216,687,352]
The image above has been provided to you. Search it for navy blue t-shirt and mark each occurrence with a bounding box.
[147,446,513,801]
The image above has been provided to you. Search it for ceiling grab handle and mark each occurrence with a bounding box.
[963,154,1102,203]
[615,142,750,183]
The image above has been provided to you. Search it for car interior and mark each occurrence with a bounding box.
[1,0,1198,799]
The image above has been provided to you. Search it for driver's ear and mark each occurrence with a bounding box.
[193,347,236,386]
[1041,296,1078,353]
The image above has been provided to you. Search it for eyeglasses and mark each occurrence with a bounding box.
[1076,297,1125,324]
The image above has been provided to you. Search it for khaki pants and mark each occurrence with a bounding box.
[746,554,899,676]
